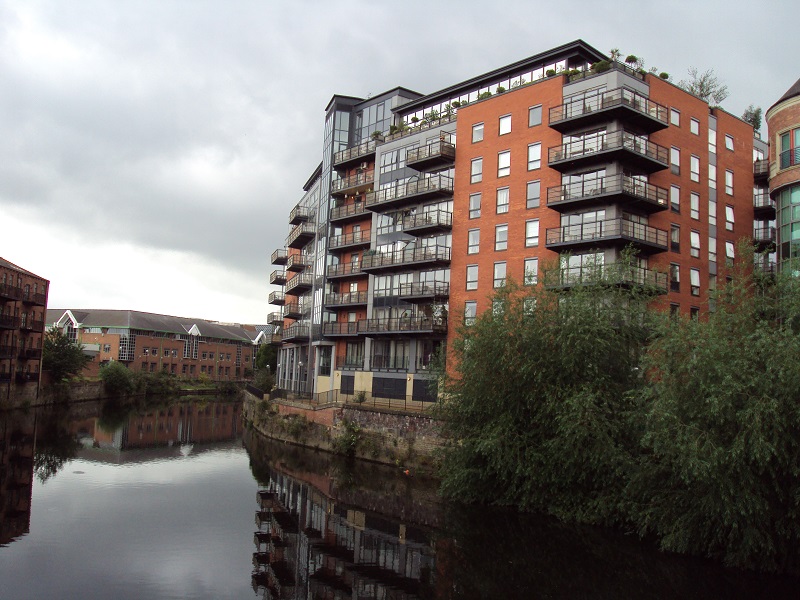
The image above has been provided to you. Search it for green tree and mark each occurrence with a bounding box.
[255,343,277,371]
[678,67,729,105]
[742,104,763,132]
[42,329,91,382]
[99,361,134,395]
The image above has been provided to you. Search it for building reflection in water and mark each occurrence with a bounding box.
[0,412,35,546]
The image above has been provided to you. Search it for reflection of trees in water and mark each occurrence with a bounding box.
[33,409,81,483]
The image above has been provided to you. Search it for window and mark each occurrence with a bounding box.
[725,240,735,266]
[725,205,735,231]
[468,229,480,254]
[527,143,541,170]
[709,236,717,262]
[690,268,700,296]
[709,164,717,189]
[690,230,700,258]
[472,123,484,143]
[528,105,542,127]
[690,306,700,319]
[466,265,478,290]
[492,299,505,316]
[670,263,680,292]
[495,224,508,251]
[690,192,700,220]
[209,352,214,359]
[493,262,506,288]
[709,199,717,226]
[469,193,481,218]
[524,257,538,285]
[670,303,681,317]
[499,114,511,135]
[670,108,680,126]
[725,134,734,151]
[152,348,158,356]
[725,170,733,195]
[670,185,680,213]
[690,155,700,182]
[709,129,717,152]
[496,187,509,213]
[690,118,700,135]
[780,127,800,168]
[471,158,483,183]
[464,301,477,326]
[103,344,111,353]
[670,224,680,252]
[671,147,680,175]
[525,219,540,247]
[498,151,510,177]
[526,180,540,209]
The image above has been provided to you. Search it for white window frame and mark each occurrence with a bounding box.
[471,158,483,183]
[499,114,512,136]
[525,219,540,247]
[498,150,511,177]
[527,143,541,170]
[472,122,484,143]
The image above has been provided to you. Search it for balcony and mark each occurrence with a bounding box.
[753,192,776,217]
[330,201,370,224]
[329,229,371,251]
[335,354,364,370]
[322,322,360,337]
[548,130,669,174]
[285,273,314,294]
[326,262,364,279]
[779,149,800,170]
[15,370,39,383]
[18,347,41,360]
[286,254,311,272]
[545,219,668,254]
[333,139,378,169]
[546,174,668,214]
[22,291,47,306]
[549,88,668,133]
[397,281,450,303]
[289,204,311,226]
[753,226,776,247]
[754,260,777,277]
[754,159,770,182]
[362,245,451,274]
[365,175,453,211]
[358,316,447,336]
[405,139,456,171]
[0,345,14,359]
[401,210,453,235]
[268,291,285,306]
[282,303,304,320]
[371,354,410,370]
[20,319,44,332]
[269,270,287,286]
[324,291,368,308]
[0,315,21,329]
[287,222,316,249]
[266,312,283,325]
[544,264,668,293]
[330,171,374,197]
[282,324,310,343]
[0,284,23,301]
[271,248,288,266]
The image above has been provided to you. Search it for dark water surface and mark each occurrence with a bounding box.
[1,398,798,599]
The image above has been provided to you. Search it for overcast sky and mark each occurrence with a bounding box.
[1,0,796,324]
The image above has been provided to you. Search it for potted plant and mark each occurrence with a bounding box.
[496,85,506,93]
[545,69,556,77]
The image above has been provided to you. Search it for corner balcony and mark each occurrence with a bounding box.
[361,245,451,274]
[287,222,316,249]
[545,219,668,255]
[779,148,800,170]
[0,284,23,301]
[405,140,456,171]
[286,254,312,272]
[285,273,314,295]
[22,292,47,306]
[548,131,669,174]
[753,192,776,218]
[398,281,450,303]
[289,204,311,226]
[544,264,668,294]
[282,324,310,343]
[329,229,371,251]
[333,140,378,169]
[401,210,453,235]
[268,291,285,306]
[330,201,370,224]
[322,322,360,337]
[753,226,776,247]
[324,290,368,308]
[754,159,770,182]
[282,303,304,320]
[0,315,21,329]
[269,269,287,286]
[358,316,447,336]
[20,319,45,333]
[271,248,288,266]
[549,88,668,134]
[330,171,375,197]
[546,174,668,214]
[365,175,453,212]
[266,312,283,325]
[326,262,364,280]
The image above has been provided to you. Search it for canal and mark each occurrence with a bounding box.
[1,397,798,599]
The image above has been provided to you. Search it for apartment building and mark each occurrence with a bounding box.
[269,40,771,401]
[0,258,48,403]
[46,309,262,380]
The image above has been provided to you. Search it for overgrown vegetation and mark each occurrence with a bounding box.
[678,67,730,105]
[42,329,91,383]
[99,362,179,397]
[436,248,800,573]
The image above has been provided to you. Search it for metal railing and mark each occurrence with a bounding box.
[754,159,770,177]
[0,284,23,301]
[383,112,458,143]
[780,149,800,169]
[270,248,287,264]
[285,273,314,293]
[548,130,669,165]
[753,227,776,243]
[358,317,447,334]
[326,262,364,278]
[269,269,286,285]
[0,315,21,329]
[330,201,368,222]
[365,175,453,209]
[322,322,359,336]
[753,192,775,210]
[405,140,456,165]
[289,204,311,224]
[545,218,668,249]
[333,139,378,166]
[330,171,375,195]
[544,264,668,292]
[335,354,364,370]
[286,254,311,271]
[0,345,15,359]
[287,222,316,247]
[329,229,371,249]
[22,291,47,305]
[402,210,453,231]
[549,87,667,126]
[282,324,310,341]
[566,60,647,83]
[324,291,368,306]
[268,291,285,305]
[371,354,410,370]
[266,312,283,325]
[397,281,450,298]
[280,388,439,412]
[546,174,668,209]
[282,303,304,318]
[15,370,40,383]
[362,245,451,271]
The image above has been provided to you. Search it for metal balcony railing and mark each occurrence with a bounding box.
[544,264,668,292]
[322,322,360,336]
[0,284,23,301]
[753,227,776,244]
[0,315,21,329]
[335,354,364,370]
[269,270,287,285]
[266,312,283,325]
[365,175,453,210]
[268,291,285,305]
[330,171,375,196]
[753,192,775,211]
[333,139,378,167]
[20,319,44,332]
[330,201,369,222]
[15,370,39,383]
[362,245,451,272]
[358,317,447,335]
[546,174,668,212]
[287,222,316,249]
[326,263,364,278]
[754,159,770,178]
[779,149,800,170]
[405,140,456,168]
[329,229,371,250]
[22,291,47,305]
[549,87,668,129]
[288,204,311,225]
[324,291,368,306]
[397,281,450,299]
[0,345,15,359]
[270,248,287,265]
[545,218,668,250]
[402,210,453,232]
[285,273,314,293]
[371,354,410,370]
[548,130,669,167]
[286,254,311,272]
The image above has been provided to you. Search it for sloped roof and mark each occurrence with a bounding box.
[769,77,800,113]
[0,257,48,281]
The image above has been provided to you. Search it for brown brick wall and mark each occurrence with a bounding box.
[766,96,800,195]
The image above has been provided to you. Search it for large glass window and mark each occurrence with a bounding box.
[671,147,680,175]
[690,230,700,258]
[725,205,735,231]
[690,118,700,135]
[471,158,483,183]
[493,262,507,288]
[496,187,509,213]
[671,185,680,213]
[498,151,511,177]
[466,265,478,290]
[468,229,480,254]
[527,143,541,170]
[690,268,701,296]
[725,170,734,195]
[690,155,700,182]
[528,105,542,127]
[525,220,539,247]
[464,301,477,326]
[495,224,508,251]
[780,127,800,168]
[472,122,484,143]
[499,114,511,135]
[524,257,538,285]
[526,180,540,209]
[690,192,700,220]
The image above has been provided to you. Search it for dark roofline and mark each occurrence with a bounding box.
[768,77,800,114]
[324,87,424,114]
[396,39,606,114]
[302,162,324,192]
[325,94,363,112]
[0,256,49,281]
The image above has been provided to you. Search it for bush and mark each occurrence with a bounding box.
[100,361,134,396]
